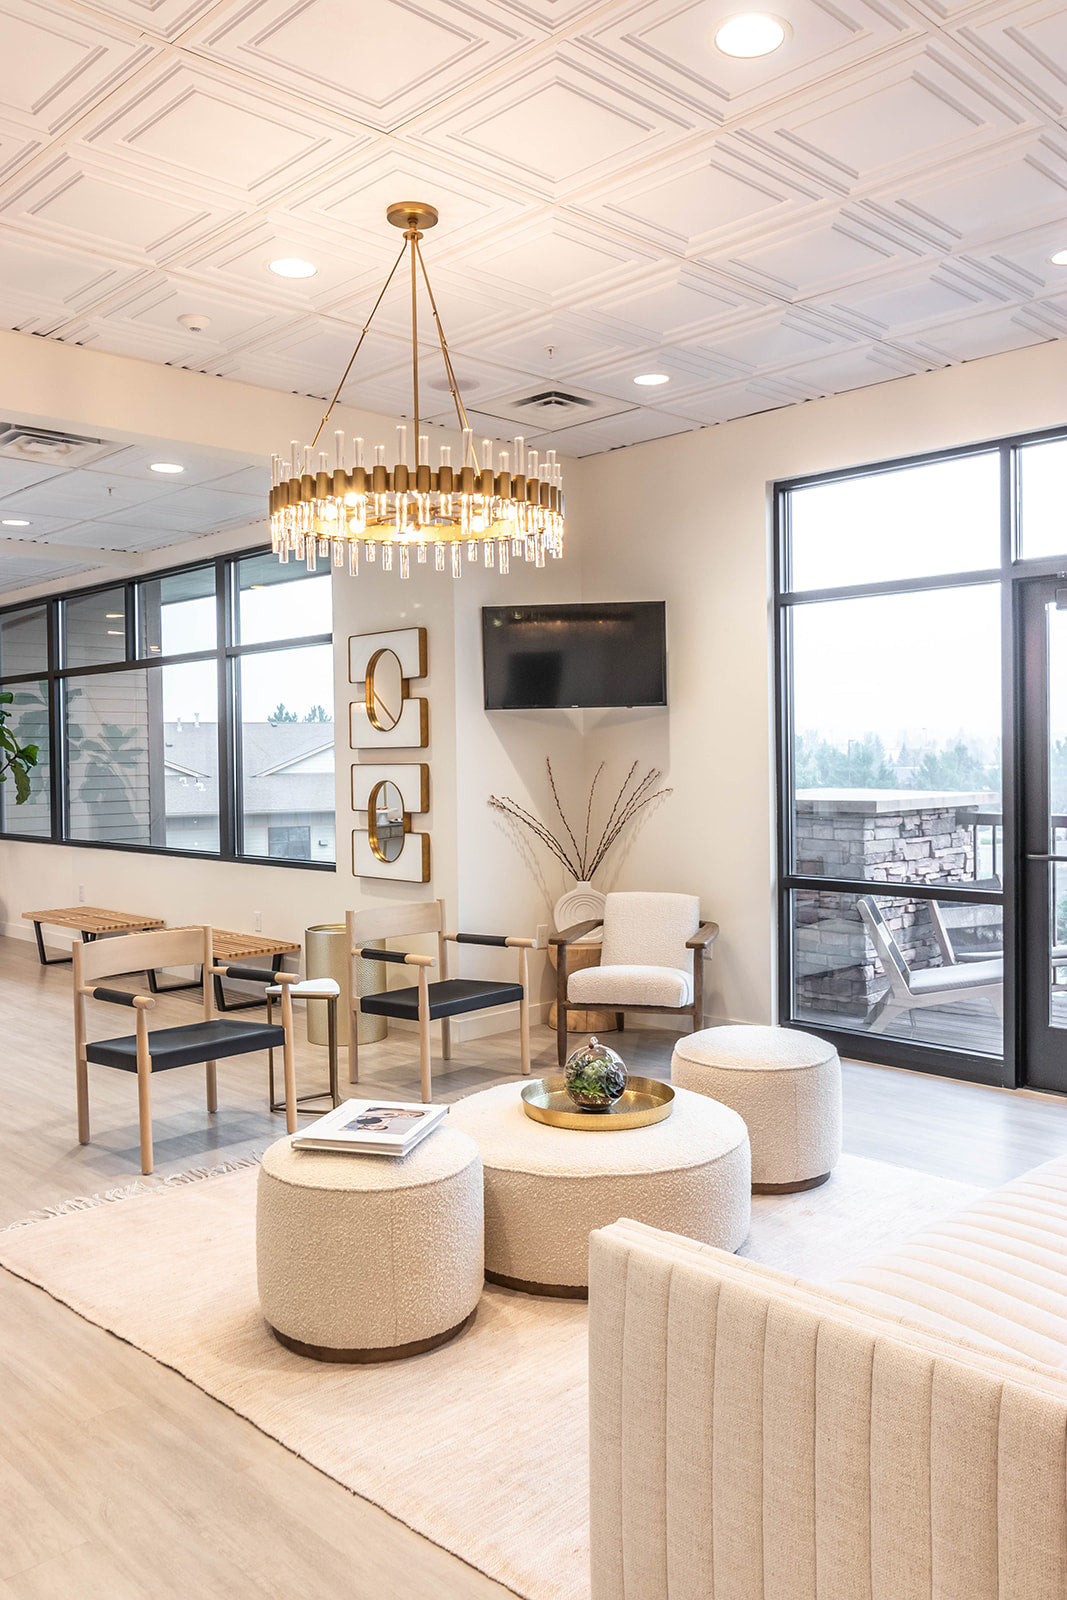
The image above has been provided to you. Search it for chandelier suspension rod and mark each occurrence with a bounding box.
[414,237,471,444]
[409,227,419,446]
[309,238,409,452]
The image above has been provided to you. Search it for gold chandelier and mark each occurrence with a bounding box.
[269,201,565,580]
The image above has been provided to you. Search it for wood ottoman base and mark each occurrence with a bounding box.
[268,1309,476,1363]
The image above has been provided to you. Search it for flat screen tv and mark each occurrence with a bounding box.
[482,602,666,710]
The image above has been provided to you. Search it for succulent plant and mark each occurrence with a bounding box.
[564,1036,627,1111]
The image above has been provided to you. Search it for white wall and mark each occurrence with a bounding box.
[568,335,1067,1026]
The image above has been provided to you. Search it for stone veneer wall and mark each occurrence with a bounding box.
[793,791,996,1019]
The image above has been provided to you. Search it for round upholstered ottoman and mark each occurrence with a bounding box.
[671,1025,841,1194]
[448,1081,750,1298]
[256,1129,483,1362]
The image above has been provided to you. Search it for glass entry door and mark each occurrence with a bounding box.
[1020,577,1067,1092]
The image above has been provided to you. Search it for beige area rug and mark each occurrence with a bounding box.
[0,1153,983,1600]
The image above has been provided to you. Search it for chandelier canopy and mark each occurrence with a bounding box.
[270,201,564,580]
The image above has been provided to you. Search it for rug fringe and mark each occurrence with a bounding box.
[2,1152,264,1231]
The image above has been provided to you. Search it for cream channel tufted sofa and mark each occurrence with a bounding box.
[588,1155,1067,1600]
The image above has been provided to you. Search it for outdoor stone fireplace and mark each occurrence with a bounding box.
[793,790,999,1018]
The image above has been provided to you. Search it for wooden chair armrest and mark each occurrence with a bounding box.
[209,964,295,985]
[78,985,156,1010]
[686,922,720,951]
[549,919,603,945]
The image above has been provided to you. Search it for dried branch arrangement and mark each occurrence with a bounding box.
[489,759,671,883]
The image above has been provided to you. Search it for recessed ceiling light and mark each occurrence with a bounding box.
[714,13,786,56]
[1,518,31,526]
[268,257,317,279]
[1050,249,1067,265]
[633,373,671,386]
[149,462,184,473]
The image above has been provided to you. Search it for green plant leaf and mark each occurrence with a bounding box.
[13,762,30,805]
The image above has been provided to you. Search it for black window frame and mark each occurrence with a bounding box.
[0,545,335,872]
[775,421,1067,1090]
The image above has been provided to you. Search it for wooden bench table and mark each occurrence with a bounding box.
[23,907,165,967]
[209,930,301,1013]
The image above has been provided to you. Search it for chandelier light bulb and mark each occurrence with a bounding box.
[714,13,786,56]
[269,203,565,582]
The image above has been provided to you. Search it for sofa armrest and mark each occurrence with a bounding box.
[588,1219,1067,1600]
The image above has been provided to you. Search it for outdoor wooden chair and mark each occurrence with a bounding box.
[346,900,535,1101]
[73,925,297,1175]
[550,890,718,1067]
[858,895,1003,1035]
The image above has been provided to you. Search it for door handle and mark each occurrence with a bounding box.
[1026,854,1067,863]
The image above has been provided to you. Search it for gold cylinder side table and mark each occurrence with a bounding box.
[305,924,387,1047]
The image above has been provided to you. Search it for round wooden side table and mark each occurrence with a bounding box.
[548,940,616,1035]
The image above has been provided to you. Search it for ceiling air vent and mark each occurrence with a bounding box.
[514,390,596,416]
[0,424,119,469]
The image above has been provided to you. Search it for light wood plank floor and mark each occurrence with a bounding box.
[2,932,1067,1597]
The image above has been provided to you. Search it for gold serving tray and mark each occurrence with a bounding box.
[521,1075,674,1131]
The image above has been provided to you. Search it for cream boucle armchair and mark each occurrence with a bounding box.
[550,891,718,1067]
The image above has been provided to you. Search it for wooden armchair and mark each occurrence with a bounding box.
[550,891,718,1066]
[346,900,535,1101]
[73,925,297,1175]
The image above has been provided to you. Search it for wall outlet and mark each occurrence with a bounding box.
[253,910,262,932]
[536,923,550,948]
[77,884,85,904]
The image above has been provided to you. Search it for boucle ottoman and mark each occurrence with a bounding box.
[448,1081,750,1298]
[256,1128,483,1362]
[671,1024,841,1193]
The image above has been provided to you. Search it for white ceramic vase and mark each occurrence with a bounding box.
[553,881,605,943]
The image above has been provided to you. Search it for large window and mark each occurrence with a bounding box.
[777,447,1009,1082]
[0,550,334,867]
[777,426,1067,1087]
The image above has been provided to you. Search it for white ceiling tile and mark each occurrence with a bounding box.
[0,468,172,518]
[0,458,66,495]
[904,302,1056,361]
[78,60,374,207]
[288,148,538,259]
[575,0,916,123]
[74,273,290,363]
[450,214,657,306]
[94,483,263,532]
[170,217,382,306]
[35,520,195,550]
[0,235,144,330]
[189,0,536,133]
[871,136,1067,249]
[0,0,156,137]
[0,119,39,184]
[78,443,256,485]
[0,555,90,591]
[808,258,1013,339]
[770,341,930,398]
[75,0,244,44]
[744,44,1034,191]
[570,139,826,256]
[564,342,733,400]
[574,263,764,344]
[408,49,698,198]
[691,305,863,373]
[1,157,236,259]
[658,375,809,425]
[530,405,695,455]
[0,508,77,538]
[473,312,646,377]
[703,209,924,299]
[204,463,270,495]
[954,0,1067,119]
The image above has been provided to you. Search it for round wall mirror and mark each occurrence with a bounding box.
[365,648,404,731]
[368,780,406,862]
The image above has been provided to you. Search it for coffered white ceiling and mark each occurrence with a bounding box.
[1,0,1067,470]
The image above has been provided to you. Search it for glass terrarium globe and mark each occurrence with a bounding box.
[563,1036,627,1111]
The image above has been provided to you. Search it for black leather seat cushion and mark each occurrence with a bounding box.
[85,1019,285,1072]
[360,978,523,1022]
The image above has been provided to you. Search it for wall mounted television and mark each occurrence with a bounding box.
[482,601,667,710]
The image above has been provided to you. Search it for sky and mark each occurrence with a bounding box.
[160,572,333,724]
